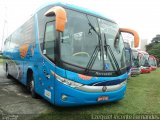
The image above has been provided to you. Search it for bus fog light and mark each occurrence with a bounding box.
[62,94,68,101]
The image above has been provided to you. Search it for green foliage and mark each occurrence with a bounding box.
[146,42,160,59]
[151,34,160,43]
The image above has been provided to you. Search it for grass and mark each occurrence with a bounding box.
[32,69,160,120]
[0,58,3,63]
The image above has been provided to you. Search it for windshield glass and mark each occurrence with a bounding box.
[132,50,139,67]
[98,18,126,70]
[60,9,125,71]
[149,57,157,66]
[140,53,149,66]
[125,49,131,67]
[60,10,103,70]
[132,50,138,59]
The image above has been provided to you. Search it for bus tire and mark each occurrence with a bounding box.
[28,72,38,98]
[6,64,10,79]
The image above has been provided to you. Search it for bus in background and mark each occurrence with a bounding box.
[120,28,140,77]
[131,49,141,76]
[138,50,151,73]
[3,2,139,106]
[149,55,157,71]
[124,42,132,77]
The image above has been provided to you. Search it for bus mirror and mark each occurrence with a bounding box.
[45,6,67,32]
[120,28,139,48]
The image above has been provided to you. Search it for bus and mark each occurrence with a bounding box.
[3,2,139,106]
[148,55,157,71]
[131,49,141,76]
[138,50,151,73]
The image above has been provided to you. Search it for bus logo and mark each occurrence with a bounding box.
[19,44,29,58]
[102,86,107,92]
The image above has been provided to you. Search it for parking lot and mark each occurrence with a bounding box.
[0,65,52,120]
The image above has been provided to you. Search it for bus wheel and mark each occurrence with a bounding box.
[29,73,38,98]
[6,64,10,78]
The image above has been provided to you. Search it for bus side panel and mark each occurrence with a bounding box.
[9,47,22,80]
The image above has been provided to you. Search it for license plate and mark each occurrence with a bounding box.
[97,96,109,101]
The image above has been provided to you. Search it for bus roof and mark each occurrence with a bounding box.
[149,55,156,59]
[138,50,149,55]
[131,48,138,52]
[35,2,116,24]
[131,49,149,55]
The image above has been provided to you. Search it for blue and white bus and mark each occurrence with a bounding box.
[3,2,139,106]
[124,42,132,77]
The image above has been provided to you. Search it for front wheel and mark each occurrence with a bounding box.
[29,73,39,98]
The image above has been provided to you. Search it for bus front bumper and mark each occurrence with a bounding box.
[54,80,127,106]
[131,68,140,76]
[141,68,151,73]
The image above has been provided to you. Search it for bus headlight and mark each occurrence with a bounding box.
[55,74,83,88]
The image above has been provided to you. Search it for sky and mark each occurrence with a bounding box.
[0,0,160,50]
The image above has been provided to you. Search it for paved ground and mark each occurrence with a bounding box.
[0,64,52,120]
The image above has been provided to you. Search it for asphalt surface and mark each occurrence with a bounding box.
[0,64,52,120]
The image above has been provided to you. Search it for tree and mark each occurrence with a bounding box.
[151,34,160,43]
[146,34,160,59]
[146,42,160,65]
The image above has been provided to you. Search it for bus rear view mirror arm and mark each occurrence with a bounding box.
[119,28,140,48]
[45,6,67,32]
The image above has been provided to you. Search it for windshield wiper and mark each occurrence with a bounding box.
[85,45,100,73]
[104,34,120,73]
[84,15,105,73]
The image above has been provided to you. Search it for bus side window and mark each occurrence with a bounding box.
[4,36,11,50]
[4,39,8,50]
[44,21,56,60]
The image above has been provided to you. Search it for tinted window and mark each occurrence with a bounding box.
[44,21,56,60]
[9,16,35,49]
[37,5,53,48]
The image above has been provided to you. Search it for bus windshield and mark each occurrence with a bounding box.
[60,9,125,72]
[125,49,131,67]
[149,57,156,66]
[132,50,139,67]
[141,54,150,67]
[124,42,131,67]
